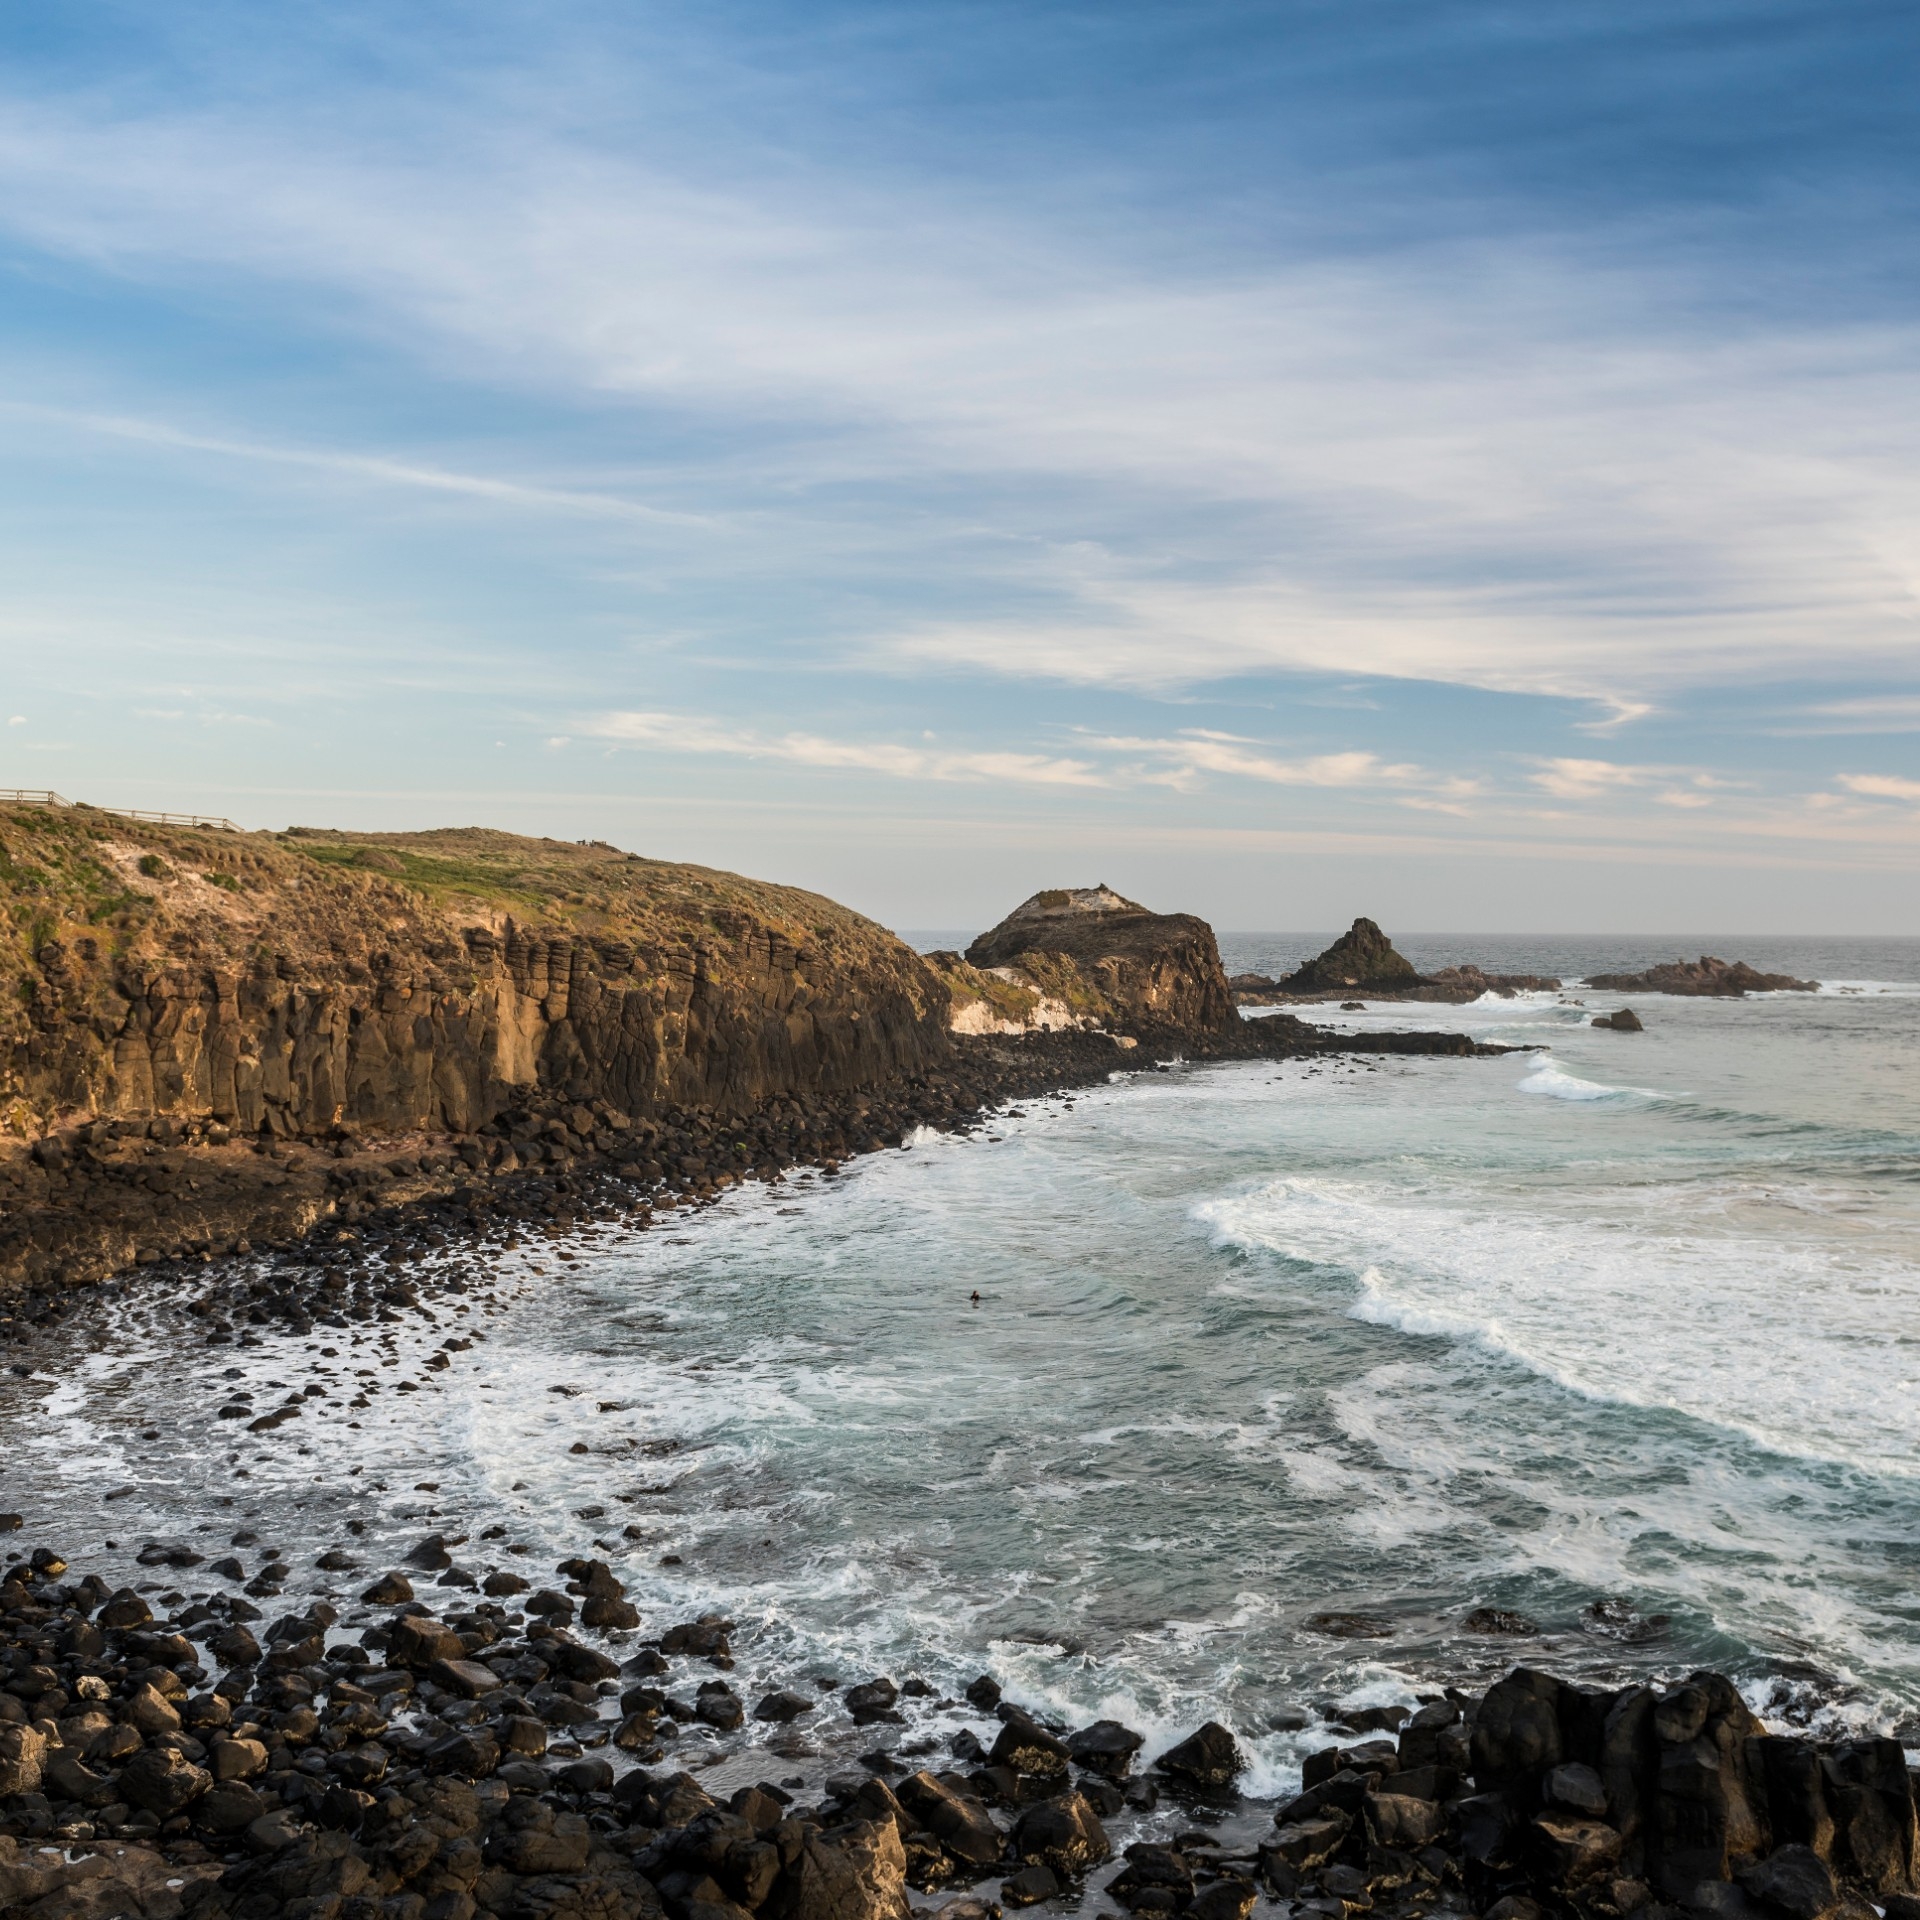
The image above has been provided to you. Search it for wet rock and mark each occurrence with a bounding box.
[431,1656,504,1699]
[1156,1722,1242,1789]
[1108,1840,1195,1911]
[1269,1812,1351,1870]
[1742,1844,1842,1920]
[697,1681,745,1730]
[1466,1607,1540,1634]
[755,1690,814,1724]
[1474,1670,1564,1791]
[1652,1674,1770,1899]
[1548,1762,1610,1816]
[999,1863,1060,1908]
[1011,1791,1110,1874]
[965,1676,1003,1712]
[0,1724,47,1795]
[896,1770,1004,1868]
[1066,1718,1146,1780]
[764,1815,911,1920]
[845,1678,901,1725]
[1824,1738,1919,1896]
[364,1571,416,1604]
[1367,1793,1444,1850]
[546,1638,621,1684]
[661,1620,734,1660]
[1531,1813,1623,1884]
[1186,1878,1258,1920]
[119,1745,212,1816]
[390,1614,467,1667]
[1593,1009,1644,1032]
[989,1712,1069,1781]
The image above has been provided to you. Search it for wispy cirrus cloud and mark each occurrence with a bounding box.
[1,60,1918,712]
[583,711,1110,789]
[583,710,1467,799]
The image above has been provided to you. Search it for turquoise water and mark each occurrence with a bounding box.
[5,936,1919,1793]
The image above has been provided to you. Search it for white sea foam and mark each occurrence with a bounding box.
[1517,1057,1664,1101]
[1200,1170,1920,1478]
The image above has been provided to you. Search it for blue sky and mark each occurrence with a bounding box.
[3,0,1918,932]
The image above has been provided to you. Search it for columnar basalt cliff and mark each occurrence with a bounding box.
[0,810,949,1142]
[0,808,951,1296]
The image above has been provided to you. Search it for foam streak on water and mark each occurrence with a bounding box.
[4,936,1920,1774]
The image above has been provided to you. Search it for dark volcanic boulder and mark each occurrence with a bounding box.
[1155,1721,1243,1788]
[1474,1670,1565,1791]
[1066,1718,1147,1779]
[964,885,1237,1036]
[1012,1791,1111,1873]
[764,1816,912,1920]
[1279,919,1420,994]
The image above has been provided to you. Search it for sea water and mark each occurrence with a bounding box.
[4,934,1919,1792]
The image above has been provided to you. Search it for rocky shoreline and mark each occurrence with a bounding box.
[1,1527,1912,1920]
[0,1014,1508,1328]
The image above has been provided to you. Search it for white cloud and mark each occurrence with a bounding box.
[1530,758,1655,799]
[0,87,1917,705]
[586,710,1109,789]
[586,708,1474,803]
[1838,772,1920,802]
[1089,731,1419,790]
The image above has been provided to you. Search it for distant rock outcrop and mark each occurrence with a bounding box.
[1584,955,1818,996]
[932,885,1236,1037]
[1279,917,1419,994]
[1230,925,1563,1005]
[1592,1007,1644,1031]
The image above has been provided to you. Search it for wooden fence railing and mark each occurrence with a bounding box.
[0,789,242,832]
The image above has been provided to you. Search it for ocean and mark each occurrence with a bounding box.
[6,932,1919,1796]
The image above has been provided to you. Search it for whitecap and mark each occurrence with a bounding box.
[1517,1057,1664,1102]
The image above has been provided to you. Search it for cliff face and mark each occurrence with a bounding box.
[951,885,1237,1037]
[0,808,950,1145]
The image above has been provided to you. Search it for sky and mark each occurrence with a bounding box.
[2,0,1918,935]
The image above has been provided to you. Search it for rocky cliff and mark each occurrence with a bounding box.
[0,805,958,1294]
[0,807,948,1143]
[943,885,1236,1037]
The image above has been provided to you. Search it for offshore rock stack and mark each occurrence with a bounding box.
[1231,924,1561,1008]
[0,1543,1912,1920]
